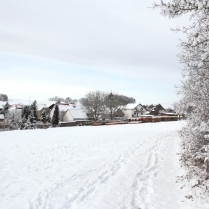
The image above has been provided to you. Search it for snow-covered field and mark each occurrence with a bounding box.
[0,121,208,209]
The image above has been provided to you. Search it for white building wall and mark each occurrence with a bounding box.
[63,111,73,121]
[50,106,55,119]
[123,104,146,119]
[123,110,133,119]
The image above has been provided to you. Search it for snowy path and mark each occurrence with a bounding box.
[0,121,208,209]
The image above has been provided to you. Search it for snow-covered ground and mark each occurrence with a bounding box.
[0,121,208,209]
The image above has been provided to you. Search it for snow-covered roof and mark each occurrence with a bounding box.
[67,109,87,119]
[145,104,166,112]
[10,104,24,109]
[0,101,6,109]
[37,104,48,111]
[0,114,4,119]
[69,102,82,109]
[53,102,84,113]
[124,103,145,110]
[37,101,55,107]
[145,105,156,111]
[58,104,70,112]
[125,103,138,110]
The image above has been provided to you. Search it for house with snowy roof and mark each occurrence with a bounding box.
[114,108,125,118]
[37,101,55,119]
[37,104,50,120]
[6,98,55,119]
[50,103,69,120]
[145,104,165,116]
[8,98,30,107]
[8,97,54,114]
[123,103,146,119]
[63,109,88,121]
[50,102,88,122]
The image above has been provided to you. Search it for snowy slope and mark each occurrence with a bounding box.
[0,122,208,209]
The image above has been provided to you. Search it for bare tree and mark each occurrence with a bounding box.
[105,92,135,119]
[48,96,65,102]
[0,93,8,101]
[49,96,77,104]
[80,91,136,120]
[80,91,106,120]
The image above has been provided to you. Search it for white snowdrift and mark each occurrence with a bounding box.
[0,121,208,209]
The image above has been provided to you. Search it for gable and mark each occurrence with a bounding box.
[125,103,145,111]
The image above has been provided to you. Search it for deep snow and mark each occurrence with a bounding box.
[0,121,208,209]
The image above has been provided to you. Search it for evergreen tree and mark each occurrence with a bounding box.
[21,106,31,129]
[28,112,35,129]
[40,110,47,124]
[30,100,38,121]
[0,102,9,114]
[26,100,38,129]
[20,116,27,130]
[52,105,59,127]
[7,109,21,130]
[47,114,51,124]
[21,106,30,120]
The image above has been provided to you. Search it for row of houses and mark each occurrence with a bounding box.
[118,103,176,118]
[0,99,90,127]
[0,99,176,127]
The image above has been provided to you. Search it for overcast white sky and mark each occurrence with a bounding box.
[0,0,189,107]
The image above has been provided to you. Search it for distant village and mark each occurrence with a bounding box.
[0,92,179,130]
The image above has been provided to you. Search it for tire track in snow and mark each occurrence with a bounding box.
[29,140,147,209]
[124,133,171,209]
[61,140,147,209]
